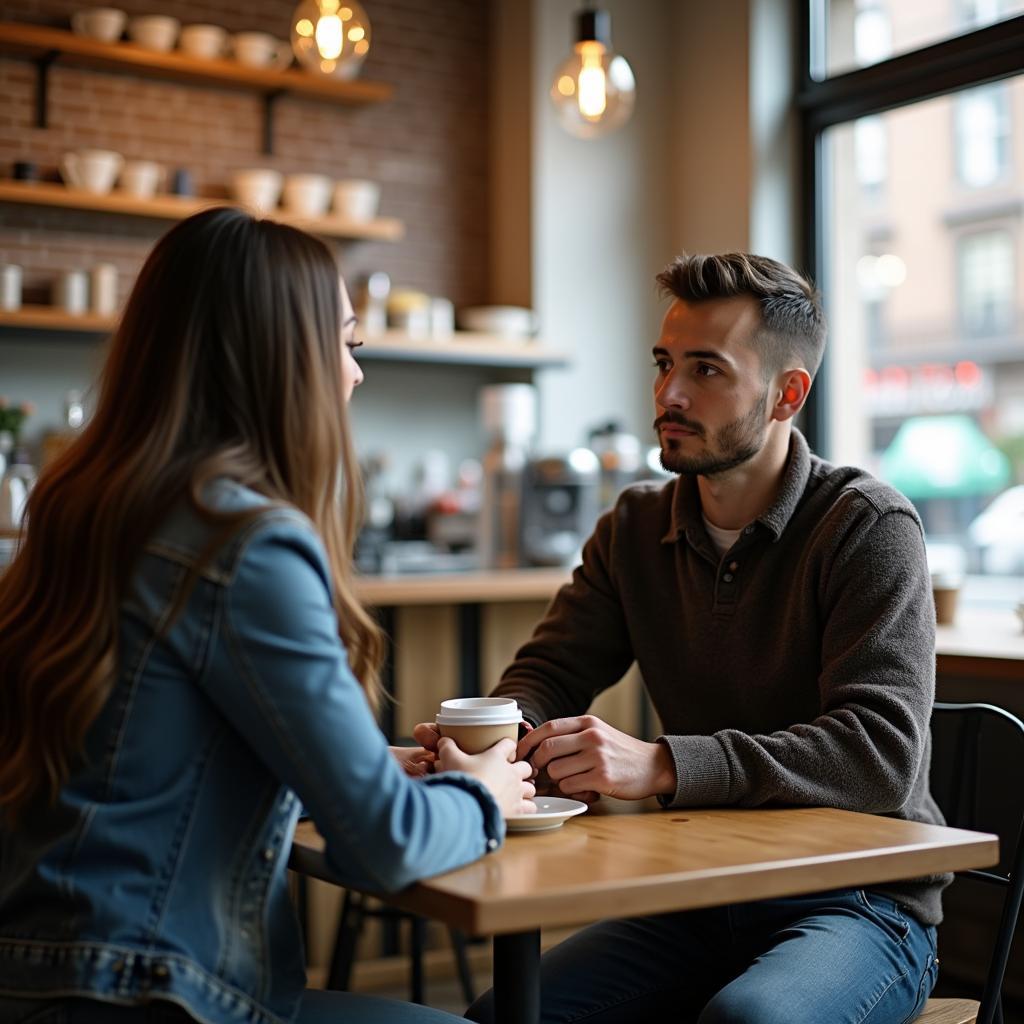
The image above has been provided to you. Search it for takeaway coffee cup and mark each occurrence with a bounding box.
[435,697,523,755]
[932,573,961,626]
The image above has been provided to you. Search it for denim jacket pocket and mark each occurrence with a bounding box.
[857,889,912,945]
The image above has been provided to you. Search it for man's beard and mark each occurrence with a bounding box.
[656,389,769,477]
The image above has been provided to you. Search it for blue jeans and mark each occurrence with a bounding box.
[0,990,462,1024]
[466,889,939,1024]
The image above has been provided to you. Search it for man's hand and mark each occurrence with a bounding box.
[412,722,442,754]
[389,745,437,778]
[517,715,676,801]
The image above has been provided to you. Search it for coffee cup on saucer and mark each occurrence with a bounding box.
[60,149,123,195]
[70,7,126,43]
[231,32,292,69]
[435,697,523,754]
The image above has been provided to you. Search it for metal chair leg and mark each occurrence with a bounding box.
[327,890,365,990]
[449,926,476,1003]
[410,914,427,1003]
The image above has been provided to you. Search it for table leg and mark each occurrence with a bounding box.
[493,930,540,1024]
[458,603,482,697]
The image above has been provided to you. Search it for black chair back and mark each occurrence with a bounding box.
[931,701,1024,1024]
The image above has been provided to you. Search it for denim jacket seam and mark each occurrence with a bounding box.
[56,802,98,924]
[0,939,286,1023]
[144,730,226,945]
[102,562,188,800]
[144,541,232,585]
[221,613,334,822]
[189,577,219,677]
[216,510,316,588]
[145,507,311,590]
[215,784,277,982]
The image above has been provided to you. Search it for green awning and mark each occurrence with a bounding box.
[880,414,1011,500]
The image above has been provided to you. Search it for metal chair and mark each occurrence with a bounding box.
[918,701,1024,1024]
[326,889,476,1005]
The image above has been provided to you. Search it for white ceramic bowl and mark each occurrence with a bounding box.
[60,149,124,195]
[457,305,537,338]
[70,7,126,43]
[119,160,163,198]
[282,173,332,218]
[332,179,380,222]
[128,15,180,52]
[179,23,227,59]
[230,169,283,213]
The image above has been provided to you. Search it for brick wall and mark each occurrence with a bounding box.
[0,0,492,311]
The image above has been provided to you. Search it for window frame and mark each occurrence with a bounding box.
[798,8,1024,454]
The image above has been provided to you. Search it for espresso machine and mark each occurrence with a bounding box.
[519,449,600,567]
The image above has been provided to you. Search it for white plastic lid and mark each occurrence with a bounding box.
[436,697,523,726]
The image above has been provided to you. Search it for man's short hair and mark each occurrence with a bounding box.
[655,253,827,379]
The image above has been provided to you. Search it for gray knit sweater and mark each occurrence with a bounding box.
[493,429,949,925]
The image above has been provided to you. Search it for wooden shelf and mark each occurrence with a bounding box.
[0,310,569,368]
[0,181,404,241]
[0,21,392,105]
[361,331,569,368]
[0,305,114,332]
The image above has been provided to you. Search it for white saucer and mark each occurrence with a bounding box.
[506,797,588,833]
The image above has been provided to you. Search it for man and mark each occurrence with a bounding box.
[420,253,944,1024]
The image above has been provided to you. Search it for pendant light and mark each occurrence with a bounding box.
[291,0,371,79]
[549,4,636,139]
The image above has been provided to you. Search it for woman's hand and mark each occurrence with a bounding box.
[435,737,536,818]
[389,745,437,778]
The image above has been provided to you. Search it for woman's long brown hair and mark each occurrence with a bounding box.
[0,207,383,823]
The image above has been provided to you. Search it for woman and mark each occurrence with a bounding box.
[0,208,535,1024]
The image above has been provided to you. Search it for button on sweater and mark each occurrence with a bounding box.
[493,429,948,925]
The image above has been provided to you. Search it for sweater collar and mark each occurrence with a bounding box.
[660,428,812,545]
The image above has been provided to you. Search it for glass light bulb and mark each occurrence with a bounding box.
[315,14,343,60]
[291,0,371,79]
[577,45,607,119]
[550,38,635,139]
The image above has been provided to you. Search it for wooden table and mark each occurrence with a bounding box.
[290,808,997,1024]
[935,608,1024,682]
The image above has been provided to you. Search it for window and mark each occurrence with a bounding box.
[958,230,1015,336]
[817,0,1024,79]
[955,83,1011,188]
[854,115,887,193]
[804,4,1024,590]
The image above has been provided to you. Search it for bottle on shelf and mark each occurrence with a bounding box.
[0,447,37,532]
[42,390,86,467]
[0,430,12,480]
[478,384,537,570]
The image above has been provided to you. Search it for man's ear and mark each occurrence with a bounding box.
[772,369,812,422]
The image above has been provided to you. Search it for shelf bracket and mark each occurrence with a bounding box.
[262,90,285,155]
[33,50,59,129]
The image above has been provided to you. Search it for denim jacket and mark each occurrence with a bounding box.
[0,481,504,1023]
